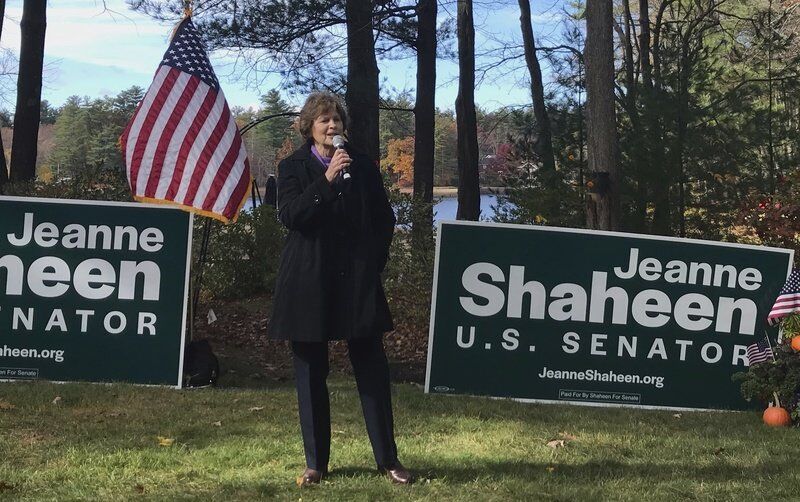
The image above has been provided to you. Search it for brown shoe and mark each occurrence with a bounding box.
[296,468,324,487]
[378,462,414,485]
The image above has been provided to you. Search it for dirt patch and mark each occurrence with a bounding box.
[192,295,428,386]
[11,429,48,446]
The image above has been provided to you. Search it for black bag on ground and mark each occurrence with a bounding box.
[183,339,220,387]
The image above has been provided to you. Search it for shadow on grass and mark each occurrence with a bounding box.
[214,356,423,389]
[5,377,794,501]
[325,466,380,479]
[213,374,292,391]
[214,481,280,499]
[388,361,425,384]
[412,458,789,484]
[199,458,791,499]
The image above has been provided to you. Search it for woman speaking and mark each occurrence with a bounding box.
[267,92,412,486]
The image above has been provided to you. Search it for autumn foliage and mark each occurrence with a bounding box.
[381,136,414,188]
[739,172,800,253]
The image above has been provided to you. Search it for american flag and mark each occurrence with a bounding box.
[746,335,774,366]
[767,269,800,326]
[120,18,250,223]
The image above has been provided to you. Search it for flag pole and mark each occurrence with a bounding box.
[171,2,193,41]
[764,329,778,362]
[251,179,262,209]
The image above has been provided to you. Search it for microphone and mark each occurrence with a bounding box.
[332,134,351,180]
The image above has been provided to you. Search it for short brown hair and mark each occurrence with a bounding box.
[297,92,349,140]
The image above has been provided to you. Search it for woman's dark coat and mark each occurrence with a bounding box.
[267,141,396,342]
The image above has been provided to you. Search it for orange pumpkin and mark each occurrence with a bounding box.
[791,335,800,352]
[764,406,792,427]
[764,393,792,427]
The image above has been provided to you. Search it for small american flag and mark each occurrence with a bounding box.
[746,335,774,366]
[120,17,250,223]
[767,269,800,326]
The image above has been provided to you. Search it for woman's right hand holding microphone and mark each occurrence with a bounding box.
[325,148,352,183]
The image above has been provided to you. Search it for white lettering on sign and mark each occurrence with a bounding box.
[459,262,761,335]
[614,247,762,290]
[6,212,164,252]
[0,256,161,301]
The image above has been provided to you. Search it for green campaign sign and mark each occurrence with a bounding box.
[425,221,793,410]
[0,196,192,386]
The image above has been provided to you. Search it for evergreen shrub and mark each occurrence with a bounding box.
[2,170,132,202]
[383,189,435,333]
[733,345,800,422]
[733,315,800,423]
[197,204,286,300]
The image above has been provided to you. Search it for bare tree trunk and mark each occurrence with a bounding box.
[518,0,555,173]
[10,0,46,182]
[675,38,690,237]
[345,0,380,163]
[621,0,647,232]
[646,0,670,235]
[584,0,620,230]
[639,0,653,89]
[767,0,775,195]
[650,0,674,236]
[412,0,437,248]
[0,0,7,191]
[578,63,585,195]
[456,0,480,220]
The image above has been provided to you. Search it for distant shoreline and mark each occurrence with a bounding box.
[398,186,507,196]
[255,184,506,197]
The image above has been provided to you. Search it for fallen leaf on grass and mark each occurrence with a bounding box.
[212,421,222,427]
[713,447,725,456]
[157,436,175,447]
[0,400,15,410]
[52,396,62,405]
[15,429,43,446]
[133,483,145,493]
[546,466,556,473]
[249,406,265,412]
[546,439,565,449]
[673,413,682,419]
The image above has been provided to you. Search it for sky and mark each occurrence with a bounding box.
[0,0,570,113]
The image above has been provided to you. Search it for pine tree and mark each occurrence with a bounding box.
[49,96,90,178]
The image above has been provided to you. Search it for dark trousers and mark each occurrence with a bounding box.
[291,336,398,472]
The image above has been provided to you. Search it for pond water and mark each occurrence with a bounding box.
[243,194,504,223]
[432,194,502,223]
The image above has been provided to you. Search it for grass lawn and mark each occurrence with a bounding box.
[0,376,797,501]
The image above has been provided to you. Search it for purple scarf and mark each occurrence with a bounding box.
[311,144,332,168]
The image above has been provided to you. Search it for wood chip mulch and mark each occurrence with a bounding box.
[192,295,428,385]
